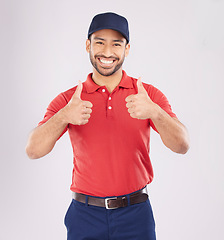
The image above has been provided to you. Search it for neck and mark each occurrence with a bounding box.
[92,69,123,93]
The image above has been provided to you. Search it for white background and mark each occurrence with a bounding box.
[1,0,224,239]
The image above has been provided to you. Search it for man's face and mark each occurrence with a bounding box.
[86,29,130,77]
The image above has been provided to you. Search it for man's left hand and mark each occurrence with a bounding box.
[125,77,158,120]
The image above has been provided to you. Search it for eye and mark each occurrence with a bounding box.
[96,41,103,45]
[114,43,121,47]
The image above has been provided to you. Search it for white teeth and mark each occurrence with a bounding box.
[100,59,113,64]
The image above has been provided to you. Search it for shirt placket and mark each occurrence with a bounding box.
[100,87,114,118]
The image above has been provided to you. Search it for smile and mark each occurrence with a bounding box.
[97,57,118,68]
[100,59,113,64]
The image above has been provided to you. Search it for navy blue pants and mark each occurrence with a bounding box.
[64,193,156,240]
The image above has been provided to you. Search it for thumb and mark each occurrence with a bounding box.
[137,77,146,94]
[73,81,83,99]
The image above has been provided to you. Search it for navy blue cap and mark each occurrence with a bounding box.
[88,12,129,43]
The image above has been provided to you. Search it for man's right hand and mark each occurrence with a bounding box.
[26,81,93,159]
[62,81,93,125]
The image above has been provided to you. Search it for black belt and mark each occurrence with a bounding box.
[72,187,148,210]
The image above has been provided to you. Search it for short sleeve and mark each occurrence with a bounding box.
[38,92,69,140]
[145,84,178,133]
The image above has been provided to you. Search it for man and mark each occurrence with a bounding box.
[26,12,189,240]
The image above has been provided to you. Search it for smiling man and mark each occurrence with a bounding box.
[26,12,189,240]
[87,27,130,93]
[88,29,129,77]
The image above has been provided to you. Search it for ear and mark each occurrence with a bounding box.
[86,39,91,53]
[125,43,130,57]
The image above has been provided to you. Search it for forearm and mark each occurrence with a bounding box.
[26,84,93,159]
[26,108,68,159]
[151,105,190,154]
[125,78,189,154]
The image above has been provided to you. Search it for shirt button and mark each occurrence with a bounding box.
[108,106,112,110]
[108,97,112,100]
[102,89,106,92]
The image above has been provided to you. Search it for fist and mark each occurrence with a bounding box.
[125,77,157,120]
[64,81,93,125]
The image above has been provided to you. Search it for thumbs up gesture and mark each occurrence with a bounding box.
[125,77,157,120]
[63,81,93,125]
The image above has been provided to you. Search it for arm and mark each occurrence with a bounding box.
[125,78,190,154]
[25,82,93,159]
[26,109,69,159]
[149,106,189,154]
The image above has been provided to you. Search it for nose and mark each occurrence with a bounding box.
[102,44,113,57]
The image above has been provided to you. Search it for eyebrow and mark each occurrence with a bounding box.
[93,37,124,43]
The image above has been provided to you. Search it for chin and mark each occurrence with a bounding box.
[95,65,122,77]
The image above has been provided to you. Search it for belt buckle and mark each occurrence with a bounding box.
[105,197,118,209]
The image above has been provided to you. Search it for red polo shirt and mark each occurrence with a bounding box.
[39,71,177,197]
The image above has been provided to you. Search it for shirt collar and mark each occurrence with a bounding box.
[83,70,134,93]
